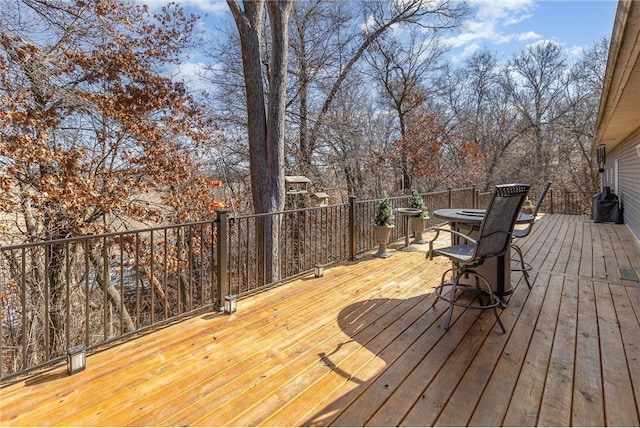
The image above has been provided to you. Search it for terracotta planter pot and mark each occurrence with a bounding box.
[372,224,394,258]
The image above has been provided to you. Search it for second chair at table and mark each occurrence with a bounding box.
[511,180,552,289]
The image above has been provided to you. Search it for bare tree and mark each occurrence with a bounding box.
[555,38,609,192]
[288,1,354,180]
[499,41,569,187]
[320,75,396,198]
[226,0,293,283]
[443,50,523,190]
[289,0,467,183]
[365,28,447,191]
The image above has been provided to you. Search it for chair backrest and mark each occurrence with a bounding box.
[532,181,552,217]
[517,180,552,237]
[475,184,530,259]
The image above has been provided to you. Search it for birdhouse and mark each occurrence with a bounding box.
[310,192,329,207]
[285,176,311,195]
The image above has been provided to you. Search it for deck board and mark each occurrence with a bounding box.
[572,278,605,426]
[609,284,640,419]
[538,275,577,427]
[594,281,640,427]
[2,214,640,427]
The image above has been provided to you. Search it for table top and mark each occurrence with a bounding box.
[433,208,533,225]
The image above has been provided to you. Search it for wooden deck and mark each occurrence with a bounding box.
[2,214,640,426]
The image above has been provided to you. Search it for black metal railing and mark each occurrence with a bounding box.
[546,189,594,215]
[0,185,595,380]
[225,204,351,297]
[0,220,224,381]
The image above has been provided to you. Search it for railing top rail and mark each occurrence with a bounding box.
[358,189,452,205]
[228,202,349,221]
[0,204,353,252]
[356,198,384,204]
[0,217,222,252]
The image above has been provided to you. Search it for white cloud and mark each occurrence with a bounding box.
[460,43,482,58]
[362,14,377,34]
[504,12,534,26]
[567,44,588,59]
[525,38,562,50]
[470,0,536,21]
[178,61,206,79]
[517,31,541,41]
[442,0,540,52]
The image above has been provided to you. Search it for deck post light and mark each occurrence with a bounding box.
[314,264,324,278]
[224,295,237,314]
[67,345,86,375]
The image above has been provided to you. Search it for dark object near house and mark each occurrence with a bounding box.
[592,187,623,224]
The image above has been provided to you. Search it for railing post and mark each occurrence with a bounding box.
[215,208,230,311]
[472,184,477,209]
[448,187,453,208]
[349,195,357,261]
[549,189,554,214]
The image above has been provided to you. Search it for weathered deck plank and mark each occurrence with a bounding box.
[538,275,577,427]
[595,281,640,426]
[572,279,605,426]
[1,214,640,427]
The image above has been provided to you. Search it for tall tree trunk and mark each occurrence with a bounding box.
[228,0,292,284]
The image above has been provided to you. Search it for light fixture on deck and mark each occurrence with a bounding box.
[224,295,237,314]
[314,264,324,278]
[67,345,86,375]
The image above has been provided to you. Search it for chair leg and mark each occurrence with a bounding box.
[444,274,460,330]
[475,272,507,334]
[432,267,454,309]
[492,307,507,333]
[511,243,532,289]
[436,268,506,333]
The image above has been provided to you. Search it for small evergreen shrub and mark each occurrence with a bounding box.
[374,191,394,226]
[410,188,428,219]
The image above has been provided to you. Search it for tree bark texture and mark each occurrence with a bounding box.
[227,0,293,284]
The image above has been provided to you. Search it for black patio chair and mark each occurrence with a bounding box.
[430,183,530,333]
[511,180,552,289]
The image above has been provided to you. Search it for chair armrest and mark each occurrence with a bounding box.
[424,227,443,260]
[424,227,478,260]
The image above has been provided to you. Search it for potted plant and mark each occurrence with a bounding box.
[372,191,395,258]
[409,188,429,244]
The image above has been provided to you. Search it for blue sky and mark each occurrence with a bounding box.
[443,0,618,61]
[140,0,619,83]
[143,1,618,47]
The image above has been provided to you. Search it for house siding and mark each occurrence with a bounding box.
[606,129,640,244]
